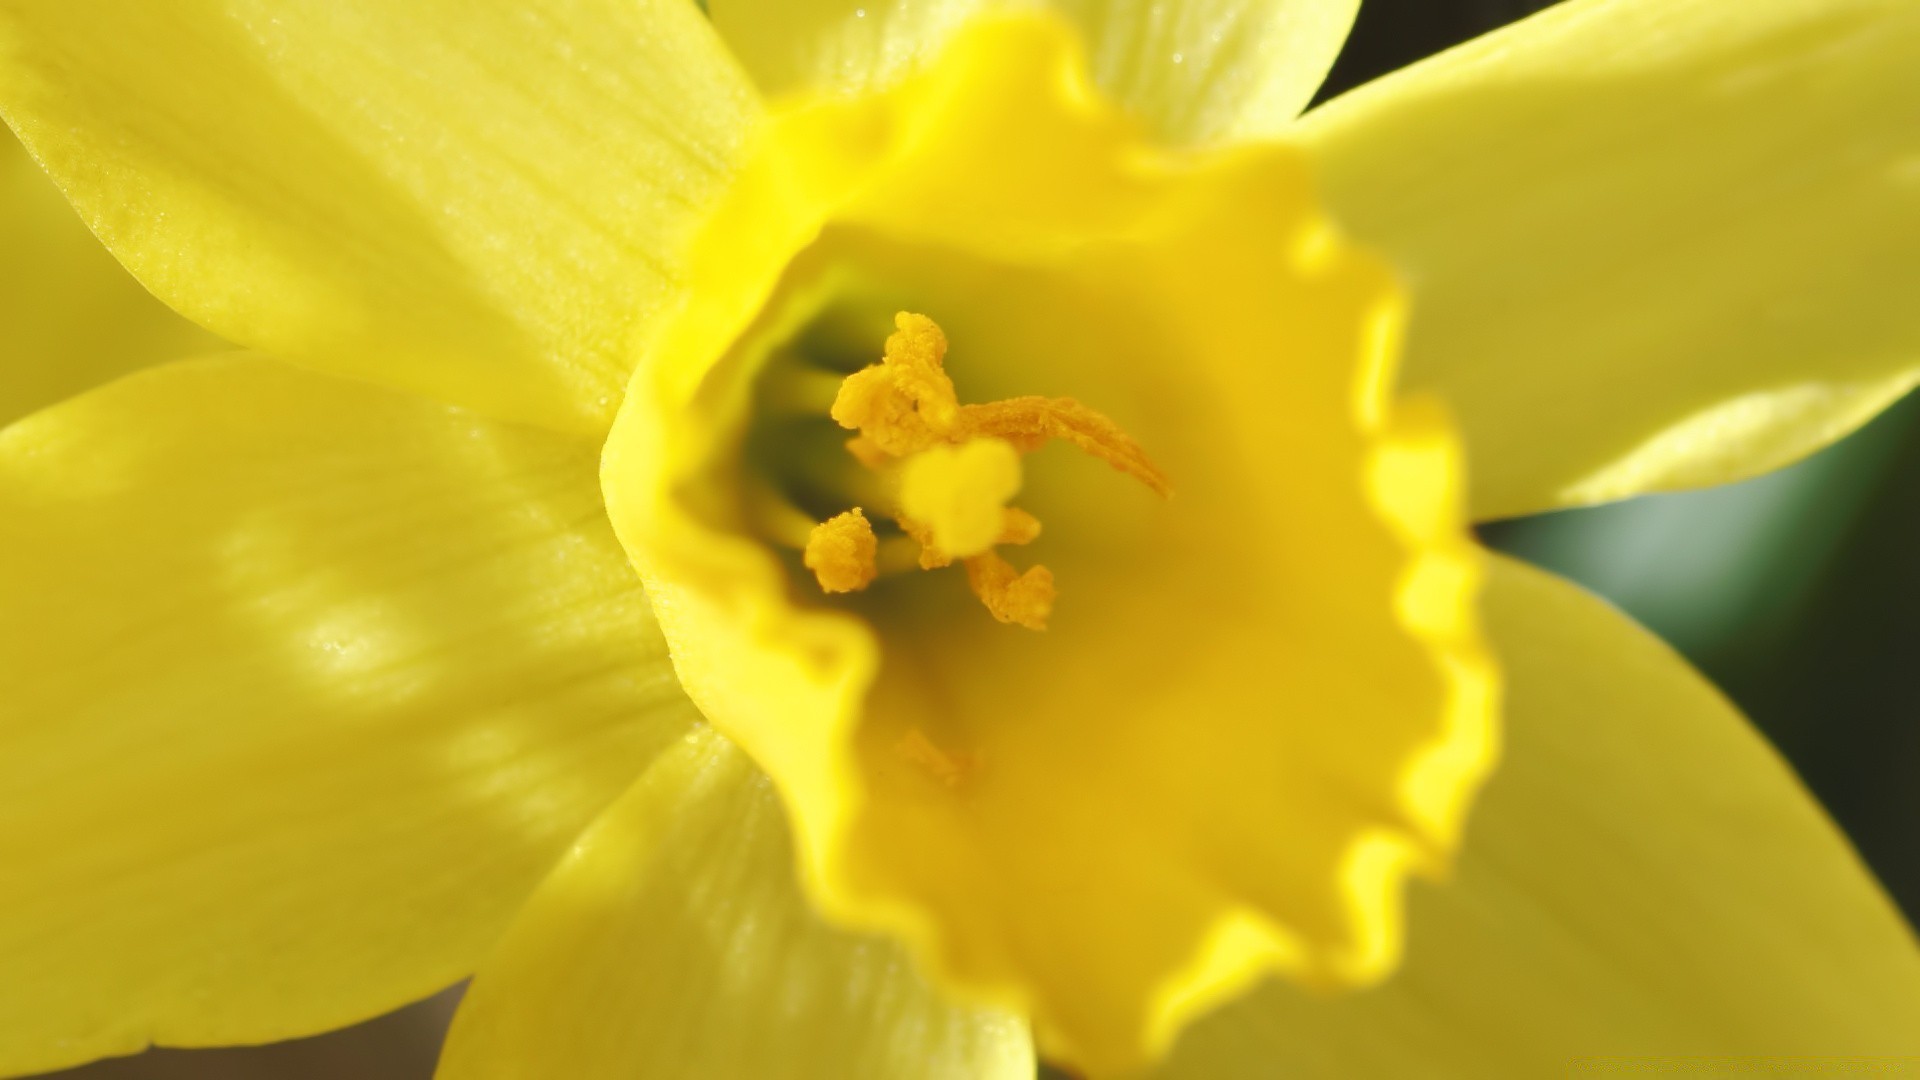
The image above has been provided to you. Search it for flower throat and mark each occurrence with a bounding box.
[801,312,1169,629]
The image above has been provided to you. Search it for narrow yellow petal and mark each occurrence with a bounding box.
[709,0,1358,143]
[0,0,755,434]
[0,356,697,1076]
[437,726,1033,1080]
[1158,556,1920,1077]
[1059,0,1361,143]
[1,127,219,426]
[1300,0,1920,519]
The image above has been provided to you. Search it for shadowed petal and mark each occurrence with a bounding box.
[0,356,697,1076]
[438,725,1033,1080]
[1,128,219,426]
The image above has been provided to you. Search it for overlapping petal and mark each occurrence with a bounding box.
[0,0,756,434]
[1299,0,1920,520]
[0,356,696,1076]
[707,0,1357,143]
[437,725,1033,1080]
[1158,557,1920,1077]
[1,129,219,426]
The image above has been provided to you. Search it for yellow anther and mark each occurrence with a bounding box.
[956,397,1172,496]
[965,551,1056,631]
[830,312,961,457]
[832,311,1169,496]
[809,311,1162,629]
[804,508,878,593]
[899,438,1024,559]
[843,433,895,470]
[895,516,952,571]
[999,508,1042,546]
[895,728,977,788]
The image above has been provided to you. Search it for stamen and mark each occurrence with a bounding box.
[965,551,1056,630]
[999,508,1042,546]
[806,311,1164,628]
[805,508,879,593]
[829,312,960,457]
[895,728,977,788]
[956,397,1172,497]
[895,516,952,570]
[756,362,849,416]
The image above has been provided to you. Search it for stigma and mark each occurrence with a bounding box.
[801,312,1168,629]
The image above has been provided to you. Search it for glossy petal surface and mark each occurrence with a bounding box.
[1159,557,1920,1077]
[1300,0,1920,519]
[438,726,1033,1080]
[602,17,1494,1072]
[1,128,219,426]
[0,0,754,433]
[709,0,1358,143]
[0,356,695,1076]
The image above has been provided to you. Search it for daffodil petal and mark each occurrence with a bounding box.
[1158,555,1920,1077]
[1299,0,1920,520]
[1,127,220,426]
[708,0,1357,143]
[436,725,1033,1080]
[0,0,754,435]
[0,356,697,1077]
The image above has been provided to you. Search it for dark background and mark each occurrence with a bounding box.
[47,1,1917,1076]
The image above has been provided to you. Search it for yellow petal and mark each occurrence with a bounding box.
[0,356,697,1076]
[603,16,1496,1072]
[1158,555,1920,1077]
[0,0,755,435]
[437,725,1033,1080]
[1299,0,1920,520]
[1,126,220,426]
[708,0,1358,143]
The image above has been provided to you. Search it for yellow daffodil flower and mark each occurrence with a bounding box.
[0,1,1915,1078]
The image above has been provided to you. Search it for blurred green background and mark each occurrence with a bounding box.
[1484,398,1920,919]
[42,0,1917,1076]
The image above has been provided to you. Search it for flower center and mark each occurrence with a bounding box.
[800,311,1169,629]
